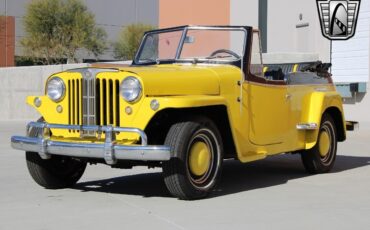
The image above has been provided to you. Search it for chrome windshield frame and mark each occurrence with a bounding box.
[133,25,249,65]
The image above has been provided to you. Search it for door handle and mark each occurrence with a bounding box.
[285,94,292,100]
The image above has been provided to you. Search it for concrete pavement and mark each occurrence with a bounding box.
[1,120,370,230]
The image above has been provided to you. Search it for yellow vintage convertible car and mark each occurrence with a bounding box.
[11,25,354,199]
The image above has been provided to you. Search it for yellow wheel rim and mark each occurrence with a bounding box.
[189,141,211,176]
[319,130,330,157]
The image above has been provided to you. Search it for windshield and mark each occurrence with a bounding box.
[135,26,248,64]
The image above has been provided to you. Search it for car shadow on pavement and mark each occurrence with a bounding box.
[73,154,370,199]
[211,154,370,198]
[75,171,171,198]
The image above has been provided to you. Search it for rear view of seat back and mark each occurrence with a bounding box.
[264,62,317,79]
[264,67,285,81]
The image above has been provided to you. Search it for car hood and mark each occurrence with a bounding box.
[117,65,221,96]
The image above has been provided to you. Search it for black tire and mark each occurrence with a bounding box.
[26,117,87,189]
[162,117,223,200]
[301,113,337,174]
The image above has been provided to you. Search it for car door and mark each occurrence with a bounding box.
[243,31,290,146]
[244,82,289,146]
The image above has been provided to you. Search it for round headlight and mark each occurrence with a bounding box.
[120,77,142,102]
[47,77,65,102]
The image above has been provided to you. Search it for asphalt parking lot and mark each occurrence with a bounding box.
[1,120,370,230]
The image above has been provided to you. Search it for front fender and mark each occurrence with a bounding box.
[300,91,345,149]
[129,95,227,129]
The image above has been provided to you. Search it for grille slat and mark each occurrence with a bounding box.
[109,80,114,125]
[96,79,101,126]
[106,79,111,124]
[76,80,79,125]
[102,79,107,125]
[112,80,116,126]
[68,80,71,126]
[72,80,76,127]
[115,80,120,127]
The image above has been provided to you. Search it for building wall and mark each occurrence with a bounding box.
[159,0,230,27]
[0,16,14,67]
[83,0,159,59]
[0,63,89,121]
[230,0,259,27]
[0,0,159,60]
[340,0,370,123]
[0,0,37,58]
[230,0,259,54]
[158,0,231,59]
[267,0,331,62]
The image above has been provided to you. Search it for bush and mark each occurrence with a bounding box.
[114,23,156,60]
[21,0,107,64]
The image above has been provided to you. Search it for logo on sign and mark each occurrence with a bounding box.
[317,0,361,40]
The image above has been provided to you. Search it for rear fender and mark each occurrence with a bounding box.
[300,91,345,149]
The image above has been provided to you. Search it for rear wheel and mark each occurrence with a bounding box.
[162,117,223,200]
[301,114,337,173]
[26,117,86,189]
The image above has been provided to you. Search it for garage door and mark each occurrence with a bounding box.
[331,0,369,83]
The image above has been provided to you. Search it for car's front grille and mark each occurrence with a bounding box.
[67,72,120,134]
[81,75,96,136]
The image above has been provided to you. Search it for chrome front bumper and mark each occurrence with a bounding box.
[11,122,171,165]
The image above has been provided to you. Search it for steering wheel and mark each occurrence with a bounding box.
[209,49,240,59]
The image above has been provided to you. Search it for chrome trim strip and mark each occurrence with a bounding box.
[82,71,96,130]
[296,123,318,130]
[11,122,169,164]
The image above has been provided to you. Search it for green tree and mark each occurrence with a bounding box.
[114,23,155,60]
[21,0,107,64]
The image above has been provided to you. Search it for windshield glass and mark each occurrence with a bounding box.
[135,27,247,64]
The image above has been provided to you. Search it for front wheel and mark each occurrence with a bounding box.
[162,117,223,200]
[25,117,86,189]
[26,152,87,189]
[301,113,337,174]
